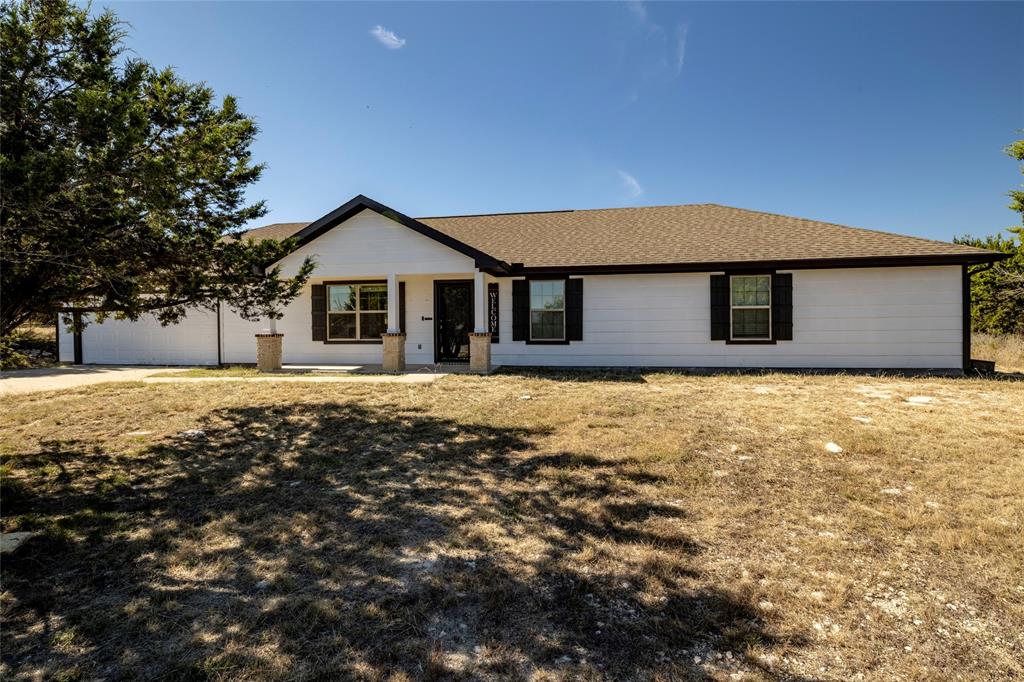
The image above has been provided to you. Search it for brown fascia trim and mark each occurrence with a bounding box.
[502,252,1009,277]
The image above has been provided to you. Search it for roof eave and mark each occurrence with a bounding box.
[508,251,1010,276]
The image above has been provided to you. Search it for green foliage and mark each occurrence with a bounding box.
[954,233,1024,333]
[0,0,314,337]
[954,135,1024,334]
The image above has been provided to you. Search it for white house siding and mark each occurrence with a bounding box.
[275,209,476,278]
[221,209,477,365]
[490,265,963,369]
[57,318,75,362]
[58,310,219,365]
[220,274,454,365]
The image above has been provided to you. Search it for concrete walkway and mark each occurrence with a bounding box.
[1,365,445,396]
[142,374,442,386]
[0,366,189,396]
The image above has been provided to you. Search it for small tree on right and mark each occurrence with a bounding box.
[955,137,1024,334]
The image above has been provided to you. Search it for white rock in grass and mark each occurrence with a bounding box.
[880,488,902,495]
[179,429,206,439]
[851,416,872,424]
[518,395,532,400]
[126,430,153,436]
[905,396,934,404]
[824,442,844,454]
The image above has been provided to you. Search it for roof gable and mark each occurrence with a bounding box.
[287,195,509,273]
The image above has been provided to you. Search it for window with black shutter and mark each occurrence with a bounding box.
[711,273,793,343]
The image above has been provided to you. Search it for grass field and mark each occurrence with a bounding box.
[1,372,1022,680]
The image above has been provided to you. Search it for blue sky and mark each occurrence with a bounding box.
[104,1,1022,240]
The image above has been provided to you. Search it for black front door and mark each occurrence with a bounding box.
[435,280,473,362]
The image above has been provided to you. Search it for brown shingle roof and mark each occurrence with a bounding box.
[234,203,999,269]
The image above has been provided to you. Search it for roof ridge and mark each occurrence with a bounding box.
[418,202,718,220]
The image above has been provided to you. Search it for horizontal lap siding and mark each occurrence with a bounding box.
[491,266,962,369]
[72,311,218,365]
[224,209,478,365]
[220,275,442,365]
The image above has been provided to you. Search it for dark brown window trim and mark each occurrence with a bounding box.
[725,271,776,343]
[323,279,389,343]
[523,275,571,344]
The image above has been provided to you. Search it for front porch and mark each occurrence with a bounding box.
[252,270,499,374]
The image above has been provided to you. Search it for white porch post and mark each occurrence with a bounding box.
[470,270,492,373]
[386,273,400,333]
[382,273,405,371]
[473,270,487,333]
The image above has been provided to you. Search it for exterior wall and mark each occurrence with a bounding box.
[275,209,476,278]
[57,317,75,363]
[58,260,964,370]
[490,266,963,369]
[59,311,219,365]
[221,273,468,366]
[221,208,480,366]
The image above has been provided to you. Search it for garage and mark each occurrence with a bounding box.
[57,309,219,366]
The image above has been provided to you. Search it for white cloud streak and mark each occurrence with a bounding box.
[370,25,406,50]
[618,170,644,199]
[675,23,689,74]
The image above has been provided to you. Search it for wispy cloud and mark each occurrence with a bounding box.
[370,25,406,50]
[621,2,690,90]
[626,0,647,22]
[674,23,689,74]
[618,170,644,199]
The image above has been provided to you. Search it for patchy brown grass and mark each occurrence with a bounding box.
[1,372,1022,680]
[973,332,1024,372]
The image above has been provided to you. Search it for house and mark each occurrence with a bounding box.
[57,195,1005,373]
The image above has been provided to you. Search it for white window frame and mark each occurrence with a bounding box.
[729,275,772,341]
[326,282,388,341]
[529,279,566,342]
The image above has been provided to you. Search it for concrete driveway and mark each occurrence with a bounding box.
[0,366,186,396]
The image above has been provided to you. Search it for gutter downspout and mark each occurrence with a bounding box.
[216,300,223,367]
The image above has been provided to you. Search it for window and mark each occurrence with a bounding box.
[730,275,771,340]
[327,283,387,340]
[529,280,565,341]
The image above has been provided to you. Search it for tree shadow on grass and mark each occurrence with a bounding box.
[2,401,808,680]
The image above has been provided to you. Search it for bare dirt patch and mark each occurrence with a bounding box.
[1,373,1022,680]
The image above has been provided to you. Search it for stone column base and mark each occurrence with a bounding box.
[469,332,492,374]
[255,333,283,372]
[382,333,406,372]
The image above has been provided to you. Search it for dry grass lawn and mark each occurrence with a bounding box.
[973,332,1024,373]
[1,371,1022,681]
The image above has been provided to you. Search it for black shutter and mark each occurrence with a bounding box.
[399,281,406,334]
[72,311,83,364]
[565,278,583,341]
[710,275,729,341]
[311,284,326,341]
[772,273,793,341]
[487,282,500,343]
[512,279,529,341]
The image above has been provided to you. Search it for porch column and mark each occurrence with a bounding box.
[473,270,487,333]
[386,273,400,333]
[470,270,492,374]
[383,273,405,371]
